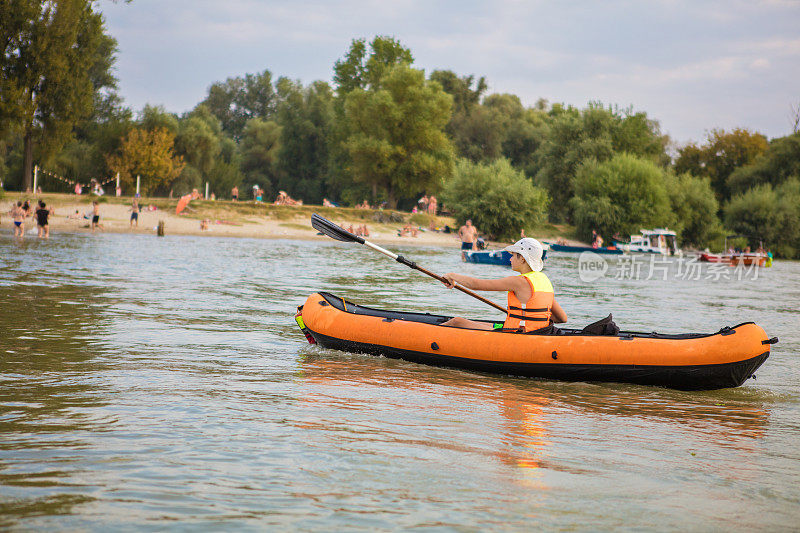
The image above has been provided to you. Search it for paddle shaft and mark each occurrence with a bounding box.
[362,241,508,314]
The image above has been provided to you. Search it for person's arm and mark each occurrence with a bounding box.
[551,298,568,323]
[442,273,523,293]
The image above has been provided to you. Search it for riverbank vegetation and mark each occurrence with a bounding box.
[2,3,799,255]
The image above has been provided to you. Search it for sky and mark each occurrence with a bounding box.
[99,0,800,146]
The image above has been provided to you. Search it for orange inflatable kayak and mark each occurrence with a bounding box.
[296,292,776,390]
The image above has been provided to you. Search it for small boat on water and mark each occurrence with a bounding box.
[462,249,512,266]
[615,229,681,255]
[295,292,776,390]
[698,252,731,263]
[545,242,623,255]
[698,252,768,267]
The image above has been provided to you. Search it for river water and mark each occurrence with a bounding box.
[1,232,798,530]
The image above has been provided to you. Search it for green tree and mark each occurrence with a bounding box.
[535,103,667,222]
[724,179,800,258]
[343,64,454,208]
[609,107,669,165]
[206,136,242,198]
[274,78,333,204]
[239,118,281,198]
[106,127,185,195]
[428,70,487,116]
[328,36,415,205]
[674,128,768,201]
[569,152,673,242]
[664,172,722,248]
[440,158,549,241]
[175,105,223,178]
[501,107,550,178]
[0,0,115,190]
[139,104,179,135]
[535,105,612,222]
[726,132,800,194]
[200,70,276,139]
[449,104,507,163]
[333,36,413,94]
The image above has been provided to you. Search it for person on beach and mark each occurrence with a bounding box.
[35,200,52,239]
[440,238,568,332]
[130,198,140,227]
[11,201,25,237]
[427,195,437,215]
[91,201,102,231]
[591,230,603,249]
[458,219,479,251]
[231,186,239,201]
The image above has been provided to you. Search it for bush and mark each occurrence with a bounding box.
[440,158,549,241]
[724,178,800,258]
[570,152,673,243]
[665,172,723,248]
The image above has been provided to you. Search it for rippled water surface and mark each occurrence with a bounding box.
[1,232,799,530]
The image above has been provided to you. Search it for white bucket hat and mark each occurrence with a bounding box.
[504,238,545,271]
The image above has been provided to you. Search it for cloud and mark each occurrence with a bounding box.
[100,0,800,142]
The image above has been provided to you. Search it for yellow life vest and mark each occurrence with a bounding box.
[503,271,554,332]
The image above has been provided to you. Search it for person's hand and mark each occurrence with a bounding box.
[442,273,457,288]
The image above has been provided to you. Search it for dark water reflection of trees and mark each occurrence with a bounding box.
[0,283,113,520]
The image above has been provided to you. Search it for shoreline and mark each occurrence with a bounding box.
[0,193,487,248]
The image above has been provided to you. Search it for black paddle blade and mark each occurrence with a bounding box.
[311,213,365,244]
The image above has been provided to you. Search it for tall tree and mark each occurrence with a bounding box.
[333,36,413,95]
[534,103,667,222]
[0,0,114,190]
[569,152,674,242]
[429,70,487,116]
[342,64,454,207]
[329,36,415,204]
[239,117,282,198]
[175,105,223,178]
[726,132,800,195]
[274,78,333,204]
[724,179,800,258]
[200,70,276,140]
[674,128,768,202]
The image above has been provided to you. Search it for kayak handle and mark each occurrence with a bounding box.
[762,337,779,345]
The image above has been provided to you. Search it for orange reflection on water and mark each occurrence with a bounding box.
[296,355,556,484]
[295,351,773,491]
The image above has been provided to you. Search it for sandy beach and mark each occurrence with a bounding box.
[0,193,508,247]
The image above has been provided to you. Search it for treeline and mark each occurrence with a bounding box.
[2,5,799,255]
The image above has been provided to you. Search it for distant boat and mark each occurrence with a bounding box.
[698,252,731,263]
[462,250,512,266]
[545,242,624,255]
[731,254,767,267]
[614,229,681,256]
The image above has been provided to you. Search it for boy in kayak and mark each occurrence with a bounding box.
[441,237,568,331]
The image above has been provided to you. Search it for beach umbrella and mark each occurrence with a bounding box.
[176,194,192,215]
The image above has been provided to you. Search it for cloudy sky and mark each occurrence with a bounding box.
[100,0,800,145]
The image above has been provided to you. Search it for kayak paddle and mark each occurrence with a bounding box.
[311,213,507,314]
